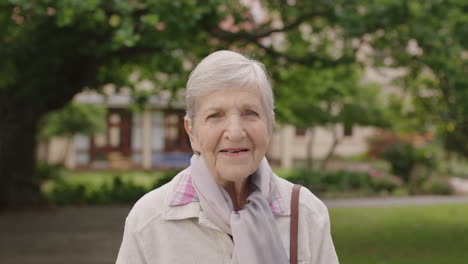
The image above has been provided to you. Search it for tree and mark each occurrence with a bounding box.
[342,0,467,157]
[0,0,217,207]
[274,64,389,169]
[3,0,462,207]
[1,0,364,208]
[38,102,106,165]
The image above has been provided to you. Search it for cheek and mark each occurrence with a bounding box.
[198,126,222,153]
[249,125,270,152]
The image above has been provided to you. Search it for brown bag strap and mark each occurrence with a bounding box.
[290,184,301,264]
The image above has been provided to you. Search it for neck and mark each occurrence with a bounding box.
[225,178,250,211]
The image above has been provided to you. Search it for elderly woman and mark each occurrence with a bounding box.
[116,50,339,264]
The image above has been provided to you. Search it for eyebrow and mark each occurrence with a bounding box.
[202,106,222,115]
[202,104,261,115]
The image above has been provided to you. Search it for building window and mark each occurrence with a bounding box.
[164,111,191,152]
[74,135,90,166]
[344,123,353,137]
[151,111,165,151]
[295,127,307,136]
[131,113,142,164]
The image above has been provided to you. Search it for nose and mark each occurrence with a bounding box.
[224,114,246,142]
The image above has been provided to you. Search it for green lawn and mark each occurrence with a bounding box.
[43,170,468,264]
[330,204,468,264]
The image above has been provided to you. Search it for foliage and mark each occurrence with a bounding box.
[446,156,468,179]
[274,64,390,169]
[35,162,64,183]
[382,142,434,183]
[3,0,366,207]
[364,0,468,157]
[421,177,454,195]
[275,65,389,130]
[406,164,432,194]
[39,102,106,140]
[287,169,401,197]
[47,179,89,205]
[151,169,179,189]
[369,172,402,194]
[44,170,177,205]
[2,0,466,207]
[88,176,148,205]
[368,130,436,183]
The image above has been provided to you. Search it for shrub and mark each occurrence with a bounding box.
[286,169,406,197]
[370,174,401,193]
[287,170,373,195]
[368,130,436,183]
[36,163,64,183]
[47,179,89,205]
[392,186,409,197]
[407,165,431,194]
[88,175,149,204]
[383,142,435,183]
[47,174,150,205]
[45,170,180,205]
[421,177,454,195]
[151,170,178,189]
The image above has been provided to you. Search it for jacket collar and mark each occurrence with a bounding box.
[162,167,289,223]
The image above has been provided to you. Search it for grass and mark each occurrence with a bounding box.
[330,204,468,264]
[43,170,468,262]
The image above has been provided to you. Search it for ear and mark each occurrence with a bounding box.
[184,117,200,151]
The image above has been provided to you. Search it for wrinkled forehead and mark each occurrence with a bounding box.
[193,85,264,114]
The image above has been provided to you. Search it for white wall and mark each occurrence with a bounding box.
[267,125,376,168]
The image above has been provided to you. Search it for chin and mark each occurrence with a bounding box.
[217,166,255,183]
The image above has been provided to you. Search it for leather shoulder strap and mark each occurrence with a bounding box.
[290,184,301,264]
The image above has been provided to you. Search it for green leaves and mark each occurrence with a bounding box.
[56,7,74,27]
[108,14,121,27]
[2,0,467,158]
[140,14,159,27]
[39,103,106,140]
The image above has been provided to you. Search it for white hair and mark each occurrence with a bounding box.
[185,50,275,133]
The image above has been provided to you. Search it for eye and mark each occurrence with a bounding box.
[207,113,221,119]
[244,110,259,117]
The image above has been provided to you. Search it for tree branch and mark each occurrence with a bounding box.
[104,46,164,61]
[208,11,325,41]
[205,11,354,66]
[252,40,355,67]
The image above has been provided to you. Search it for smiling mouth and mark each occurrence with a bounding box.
[220,149,249,153]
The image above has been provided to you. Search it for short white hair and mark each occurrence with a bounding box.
[185,50,275,133]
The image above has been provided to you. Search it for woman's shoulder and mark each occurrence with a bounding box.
[125,169,188,230]
[274,176,329,218]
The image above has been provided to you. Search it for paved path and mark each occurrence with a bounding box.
[0,206,129,264]
[324,195,468,208]
[1,196,468,264]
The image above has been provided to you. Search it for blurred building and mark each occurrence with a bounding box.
[37,89,377,170]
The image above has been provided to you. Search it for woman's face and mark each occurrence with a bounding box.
[185,87,271,187]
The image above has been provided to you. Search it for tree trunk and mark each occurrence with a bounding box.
[60,135,73,166]
[0,106,42,209]
[306,127,315,170]
[320,125,342,170]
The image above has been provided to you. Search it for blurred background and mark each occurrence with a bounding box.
[1,0,467,263]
